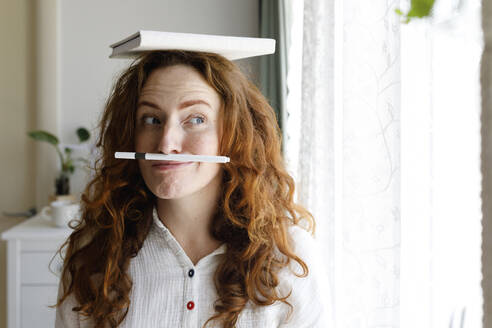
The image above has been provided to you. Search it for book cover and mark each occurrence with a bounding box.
[109,30,276,60]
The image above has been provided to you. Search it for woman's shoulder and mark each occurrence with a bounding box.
[55,279,93,328]
[274,222,333,327]
[283,222,319,270]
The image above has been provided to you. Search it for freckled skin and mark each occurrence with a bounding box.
[134,65,222,200]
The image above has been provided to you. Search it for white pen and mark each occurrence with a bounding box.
[114,152,230,163]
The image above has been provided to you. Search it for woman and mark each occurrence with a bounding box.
[54,50,328,327]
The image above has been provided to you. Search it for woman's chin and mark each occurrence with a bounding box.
[153,186,187,200]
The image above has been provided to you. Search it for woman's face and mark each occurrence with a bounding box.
[135,64,222,200]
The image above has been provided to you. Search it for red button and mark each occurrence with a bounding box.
[187,301,195,310]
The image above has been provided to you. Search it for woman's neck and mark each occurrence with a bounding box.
[155,173,223,264]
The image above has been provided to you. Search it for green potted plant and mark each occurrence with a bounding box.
[28,127,91,196]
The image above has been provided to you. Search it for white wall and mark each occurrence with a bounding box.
[57,0,260,198]
[0,3,35,328]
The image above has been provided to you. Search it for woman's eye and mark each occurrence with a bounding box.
[143,116,160,125]
[189,116,205,125]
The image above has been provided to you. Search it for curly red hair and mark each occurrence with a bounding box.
[53,51,315,328]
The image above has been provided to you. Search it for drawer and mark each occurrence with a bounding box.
[21,251,64,284]
[21,285,58,328]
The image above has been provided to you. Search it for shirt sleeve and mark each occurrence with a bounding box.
[55,279,81,328]
[277,224,333,328]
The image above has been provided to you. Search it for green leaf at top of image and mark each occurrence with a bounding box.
[407,0,435,18]
[395,0,435,23]
[27,130,59,146]
[76,127,90,142]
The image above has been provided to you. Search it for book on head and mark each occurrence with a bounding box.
[109,30,276,60]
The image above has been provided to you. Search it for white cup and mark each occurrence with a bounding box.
[41,200,80,228]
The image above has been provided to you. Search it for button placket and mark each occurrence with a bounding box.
[182,266,199,327]
[186,268,195,311]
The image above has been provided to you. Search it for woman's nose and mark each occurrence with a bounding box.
[157,122,183,154]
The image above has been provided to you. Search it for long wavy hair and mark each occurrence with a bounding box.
[54,51,315,328]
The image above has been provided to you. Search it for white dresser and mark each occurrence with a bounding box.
[1,215,72,328]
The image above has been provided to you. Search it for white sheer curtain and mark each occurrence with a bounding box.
[286,0,400,326]
[399,1,483,327]
[284,0,482,327]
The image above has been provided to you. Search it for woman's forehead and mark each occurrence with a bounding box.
[140,65,221,105]
[141,65,219,98]
[145,65,206,86]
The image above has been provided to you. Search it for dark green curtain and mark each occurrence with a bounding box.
[259,0,290,133]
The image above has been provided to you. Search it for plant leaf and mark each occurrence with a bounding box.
[407,0,435,18]
[395,0,435,23]
[76,127,90,142]
[27,130,59,146]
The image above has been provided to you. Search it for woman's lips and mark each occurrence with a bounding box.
[151,161,192,171]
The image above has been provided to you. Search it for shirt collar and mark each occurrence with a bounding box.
[151,206,227,259]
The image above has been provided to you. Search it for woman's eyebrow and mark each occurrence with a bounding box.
[178,99,212,110]
[137,99,212,110]
[137,100,161,110]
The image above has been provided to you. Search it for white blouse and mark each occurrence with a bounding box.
[55,207,331,327]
